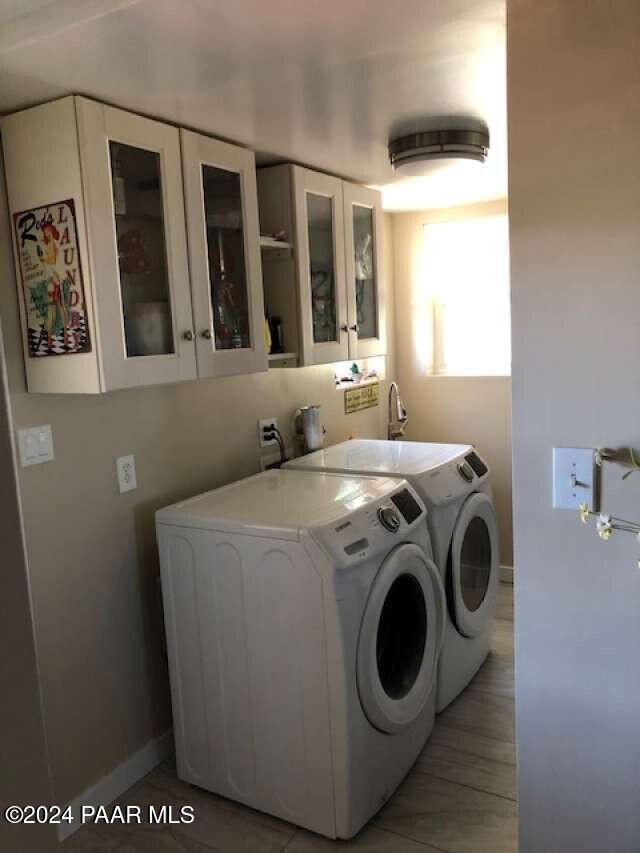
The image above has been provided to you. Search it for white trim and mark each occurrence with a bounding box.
[57,729,173,841]
[500,565,514,584]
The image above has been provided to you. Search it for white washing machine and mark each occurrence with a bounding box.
[286,440,499,712]
[156,468,445,839]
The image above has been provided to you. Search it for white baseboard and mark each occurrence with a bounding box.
[500,565,514,584]
[58,729,173,842]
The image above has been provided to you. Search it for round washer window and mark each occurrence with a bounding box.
[460,516,492,612]
[376,573,427,700]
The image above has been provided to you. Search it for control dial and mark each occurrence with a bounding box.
[377,506,401,533]
[457,462,474,483]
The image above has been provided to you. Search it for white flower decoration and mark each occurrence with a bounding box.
[596,514,613,541]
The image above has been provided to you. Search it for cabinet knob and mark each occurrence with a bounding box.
[349,324,358,332]
[201,329,212,340]
[182,330,194,341]
[340,324,348,333]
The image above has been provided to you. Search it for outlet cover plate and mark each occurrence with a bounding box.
[259,418,278,448]
[553,447,597,511]
[116,454,137,494]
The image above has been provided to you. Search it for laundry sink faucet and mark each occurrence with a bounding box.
[388,381,408,440]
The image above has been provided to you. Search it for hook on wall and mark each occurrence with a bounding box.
[595,446,640,479]
[578,446,640,566]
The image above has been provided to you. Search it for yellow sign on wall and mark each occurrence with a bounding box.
[344,382,380,414]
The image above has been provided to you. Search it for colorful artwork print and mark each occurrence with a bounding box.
[13,199,91,357]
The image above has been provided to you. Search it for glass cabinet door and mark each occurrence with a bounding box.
[77,98,196,390]
[294,168,348,365]
[181,130,266,378]
[343,183,385,359]
[109,141,174,358]
[307,192,337,346]
[351,204,377,341]
[203,165,250,351]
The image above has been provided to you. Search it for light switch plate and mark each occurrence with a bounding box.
[17,425,54,466]
[116,454,137,494]
[553,447,598,511]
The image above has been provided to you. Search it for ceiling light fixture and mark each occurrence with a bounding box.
[388,127,490,177]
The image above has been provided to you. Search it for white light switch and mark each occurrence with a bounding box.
[553,447,598,511]
[116,455,137,494]
[17,425,54,467]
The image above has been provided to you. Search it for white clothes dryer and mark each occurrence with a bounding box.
[156,468,445,839]
[286,440,500,711]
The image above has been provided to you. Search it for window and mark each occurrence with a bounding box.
[422,214,511,376]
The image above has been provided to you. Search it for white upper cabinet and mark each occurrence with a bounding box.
[343,182,386,360]
[77,98,196,390]
[257,165,385,368]
[1,97,267,393]
[181,130,266,378]
[2,97,382,390]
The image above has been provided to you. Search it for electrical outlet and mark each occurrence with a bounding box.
[116,454,137,494]
[259,417,278,448]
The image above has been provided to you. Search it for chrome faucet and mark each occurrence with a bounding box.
[388,381,408,440]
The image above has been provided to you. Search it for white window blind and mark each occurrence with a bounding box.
[422,215,511,376]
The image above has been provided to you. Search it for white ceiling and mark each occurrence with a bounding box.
[0,0,507,210]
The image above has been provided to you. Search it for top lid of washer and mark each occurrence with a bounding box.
[286,439,472,477]
[156,468,406,540]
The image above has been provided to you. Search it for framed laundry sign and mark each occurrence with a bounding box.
[344,381,379,414]
[13,198,91,357]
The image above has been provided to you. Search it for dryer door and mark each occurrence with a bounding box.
[449,492,499,639]
[357,543,445,734]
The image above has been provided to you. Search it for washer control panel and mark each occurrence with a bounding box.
[311,481,427,568]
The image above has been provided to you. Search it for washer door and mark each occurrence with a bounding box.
[449,492,499,639]
[357,543,445,734]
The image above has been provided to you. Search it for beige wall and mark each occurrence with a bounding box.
[0,149,396,807]
[509,2,640,850]
[390,200,513,567]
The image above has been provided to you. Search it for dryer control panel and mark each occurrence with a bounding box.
[422,449,490,506]
[310,482,428,569]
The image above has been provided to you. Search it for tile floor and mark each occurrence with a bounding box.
[64,583,516,853]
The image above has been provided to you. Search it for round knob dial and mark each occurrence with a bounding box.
[457,462,474,483]
[377,506,401,533]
